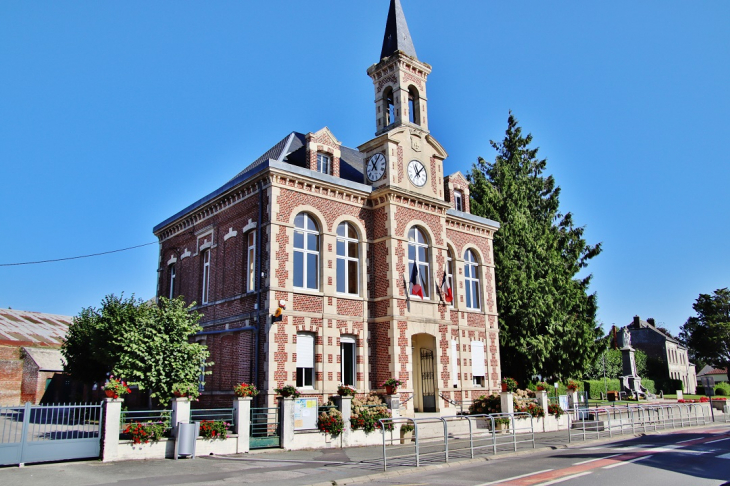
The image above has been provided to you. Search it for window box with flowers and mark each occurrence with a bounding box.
[501,377,518,393]
[382,378,402,395]
[548,403,564,419]
[275,385,301,398]
[123,421,167,445]
[234,382,259,398]
[535,381,550,392]
[337,384,357,397]
[104,377,131,399]
[172,382,198,399]
[566,380,581,392]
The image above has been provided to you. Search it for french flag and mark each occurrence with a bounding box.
[441,270,453,303]
[409,264,424,299]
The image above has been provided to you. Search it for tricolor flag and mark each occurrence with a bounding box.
[440,268,453,303]
[409,264,424,299]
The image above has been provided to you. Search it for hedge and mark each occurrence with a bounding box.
[715,383,730,396]
[582,379,655,399]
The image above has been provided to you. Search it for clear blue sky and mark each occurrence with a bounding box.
[2,1,729,338]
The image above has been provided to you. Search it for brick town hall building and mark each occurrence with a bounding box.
[153,0,502,414]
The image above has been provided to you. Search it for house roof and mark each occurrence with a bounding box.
[697,365,728,376]
[0,308,70,347]
[380,0,418,60]
[23,346,65,371]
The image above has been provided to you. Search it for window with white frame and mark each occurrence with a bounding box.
[246,231,256,292]
[408,227,430,299]
[446,250,455,306]
[454,190,463,212]
[340,335,356,387]
[471,340,485,387]
[293,213,319,290]
[464,249,480,310]
[451,339,458,387]
[168,263,176,300]
[336,222,359,295]
[317,153,330,174]
[201,249,211,304]
[296,332,315,388]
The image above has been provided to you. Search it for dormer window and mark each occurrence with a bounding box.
[317,153,330,174]
[454,190,463,212]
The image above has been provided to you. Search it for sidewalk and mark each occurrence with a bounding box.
[1,422,727,486]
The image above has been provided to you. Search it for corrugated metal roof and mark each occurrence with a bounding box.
[23,347,64,371]
[0,309,70,347]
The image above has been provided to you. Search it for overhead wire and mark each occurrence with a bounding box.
[0,242,157,266]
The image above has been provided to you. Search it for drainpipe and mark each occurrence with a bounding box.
[254,180,264,394]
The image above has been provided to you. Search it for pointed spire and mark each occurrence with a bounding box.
[380,0,417,60]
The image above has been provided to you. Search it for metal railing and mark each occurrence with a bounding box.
[190,408,235,430]
[378,411,535,471]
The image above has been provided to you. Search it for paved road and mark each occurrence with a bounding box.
[1,424,728,485]
[362,425,730,486]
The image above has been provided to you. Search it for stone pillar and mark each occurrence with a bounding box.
[676,390,683,401]
[171,397,191,436]
[536,390,549,413]
[384,395,400,417]
[332,396,352,447]
[500,391,513,415]
[568,391,578,409]
[279,397,295,450]
[233,397,252,453]
[101,398,123,462]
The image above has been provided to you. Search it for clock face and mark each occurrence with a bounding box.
[366,153,386,182]
[407,159,427,187]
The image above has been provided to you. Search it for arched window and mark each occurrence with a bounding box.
[464,249,480,309]
[336,222,359,295]
[444,249,454,306]
[168,263,176,300]
[408,86,420,125]
[383,87,395,126]
[408,227,430,299]
[293,213,319,290]
[246,230,256,292]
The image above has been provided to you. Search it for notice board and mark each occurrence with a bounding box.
[294,397,318,430]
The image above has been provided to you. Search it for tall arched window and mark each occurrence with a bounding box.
[408,86,420,125]
[445,249,454,306]
[408,227,430,299]
[383,87,395,126]
[464,249,480,309]
[201,249,211,304]
[336,222,359,295]
[168,263,176,300]
[293,213,319,290]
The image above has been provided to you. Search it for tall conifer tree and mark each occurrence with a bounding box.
[469,112,602,382]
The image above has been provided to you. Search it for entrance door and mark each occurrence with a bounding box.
[420,348,436,412]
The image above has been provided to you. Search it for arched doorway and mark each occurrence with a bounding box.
[411,333,437,413]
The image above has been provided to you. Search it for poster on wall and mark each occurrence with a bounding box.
[294,398,318,430]
[558,395,569,411]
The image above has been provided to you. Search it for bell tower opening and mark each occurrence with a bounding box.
[408,86,420,126]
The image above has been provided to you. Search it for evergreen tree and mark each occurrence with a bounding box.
[468,112,602,383]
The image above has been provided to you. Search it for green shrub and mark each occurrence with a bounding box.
[642,378,656,394]
[715,383,730,396]
[583,379,621,399]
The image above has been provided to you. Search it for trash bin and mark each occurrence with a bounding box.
[175,422,199,460]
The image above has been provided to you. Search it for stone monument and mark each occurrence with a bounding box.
[618,326,650,399]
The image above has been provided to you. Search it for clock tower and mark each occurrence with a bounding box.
[359,0,447,201]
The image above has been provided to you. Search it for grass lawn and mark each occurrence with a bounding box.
[663,394,704,400]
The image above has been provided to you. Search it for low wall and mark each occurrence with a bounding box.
[115,436,238,461]
[287,427,389,451]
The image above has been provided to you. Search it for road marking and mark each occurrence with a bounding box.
[473,469,555,485]
[533,472,593,486]
[676,438,701,443]
[706,437,730,444]
[602,455,653,469]
[718,453,730,459]
[572,454,621,465]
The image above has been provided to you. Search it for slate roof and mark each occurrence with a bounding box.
[380,0,417,60]
[0,308,71,347]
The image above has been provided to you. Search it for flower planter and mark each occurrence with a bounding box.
[105,390,118,399]
[501,383,508,392]
[173,392,187,398]
[399,429,414,444]
[385,385,397,395]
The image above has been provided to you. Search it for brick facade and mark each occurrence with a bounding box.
[153,3,502,414]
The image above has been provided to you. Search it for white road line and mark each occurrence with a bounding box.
[645,448,708,455]
[602,455,653,469]
[676,438,700,444]
[705,437,730,444]
[718,453,730,459]
[533,471,593,486]
[473,469,555,486]
[572,454,621,465]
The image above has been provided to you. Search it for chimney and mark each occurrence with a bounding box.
[633,315,641,327]
[647,317,655,326]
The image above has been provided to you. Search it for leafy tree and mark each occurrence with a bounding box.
[679,288,730,371]
[61,294,212,405]
[468,112,603,383]
[585,348,648,380]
